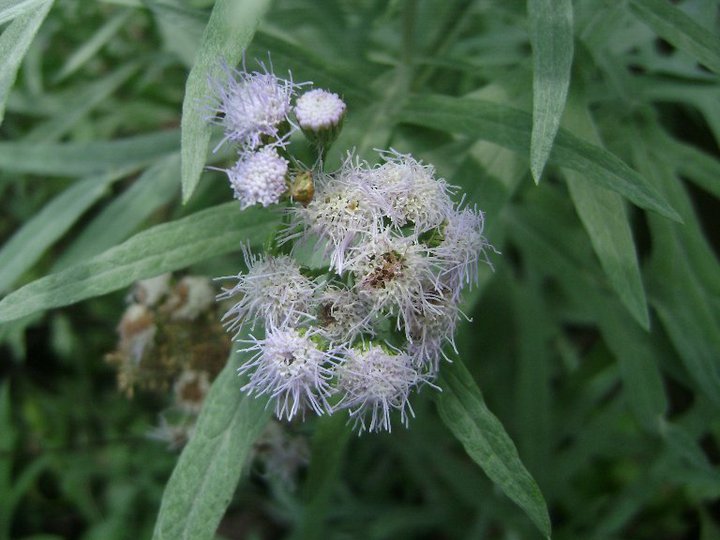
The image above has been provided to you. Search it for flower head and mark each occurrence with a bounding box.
[225,147,289,209]
[211,61,301,152]
[334,344,422,433]
[217,246,318,335]
[295,89,346,130]
[372,150,456,233]
[240,326,337,420]
[315,286,373,343]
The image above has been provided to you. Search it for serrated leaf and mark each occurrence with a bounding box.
[436,358,551,539]
[629,0,720,75]
[0,167,135,294]
[0,0,52,127]
[399,95,680,221]
[0,203,280,322]
[152,346,272,540]
[0,130,179,176]
[54,154,180,270]
[528,0,573,182]
[562,93,649,330]
[180,0,272,203]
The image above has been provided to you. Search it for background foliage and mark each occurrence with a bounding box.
[1,0,719,539]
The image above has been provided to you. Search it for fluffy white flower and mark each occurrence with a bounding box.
[432,207,488,297]
[372,150,455,233]
[240,326,338,420]
[346,231,443,336]
[217,246,318,335]
[315,286,373,343]
[225,147,288,209]
[283,154,393,273]
[334,345,421,433]
[211,62,301,152]
[295,89,346,131]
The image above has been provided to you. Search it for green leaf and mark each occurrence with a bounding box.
[0,0,52,127]
[26,62,141,143]
[152,346,272,540]
[435,358,551,539]
[0,130,179,176]
[291,413,351,540]
[0,0,46,25]
[0,203,280,322]
[52,8,133,83]
[180,0,272,203]
[528,0,573,182]
[0,168,134,294]
[562,93,649,330]
[0,382,14,539]
[54,154,180,270]
[629,0,720,75]
[399,95,680,221]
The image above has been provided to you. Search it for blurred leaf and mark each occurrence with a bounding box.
[0,0,52,126]
[55,154,180,269]
[629,0,720,75]
[0,130,179,176]
[27,62,141,142]
[0,203,279,322]
[400,95,680,221]
[292,413,351,540]
[52,8,133,83]
[0,167,135,294]
[528,0,573,182]
[147,0,205,68]
[436,358,551,539]
[180,0,272,203]
[152,346,272,540]
[562,92,649,329]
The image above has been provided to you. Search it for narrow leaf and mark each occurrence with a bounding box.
[436,358,551,539]
[0,0,46,26]
[0,0,52,126]
[0,168,134,293]
[180,0,272,203]
[0,203,280,322]
[0,130,179,176]
[399,95,680,221]
[528,0,573,182]
[153,346,272,540]
[630,0,720,75]
[562,93,649,330]
[54,154,180,270]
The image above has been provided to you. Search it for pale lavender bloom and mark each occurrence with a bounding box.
[224,147,289,209]
[295,89,346,131]
[406,289,465,374]
[315,286,374,343]
[217,246,318,335]
[210,61,302,153]
[431,206,488,298]
[371,150,456,233]
[334,344,422,433]
[282,153,395,273]
[345,230,443,337]
[239,326,338,420]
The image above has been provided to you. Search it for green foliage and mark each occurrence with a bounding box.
[2,1,719,539]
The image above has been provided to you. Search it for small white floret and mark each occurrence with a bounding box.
[295,89,346,131]
[225,147,289,209]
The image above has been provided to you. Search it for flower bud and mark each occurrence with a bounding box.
[295,89,346,151]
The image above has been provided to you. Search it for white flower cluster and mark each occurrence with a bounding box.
[210,61,345,209]
[211,58,489,433]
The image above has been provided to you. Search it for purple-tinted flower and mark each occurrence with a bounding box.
[239,326,338,420]
[210,61,302,152]
[224,147,289,209]
[334,344,423,433]
[217,246,318,335]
